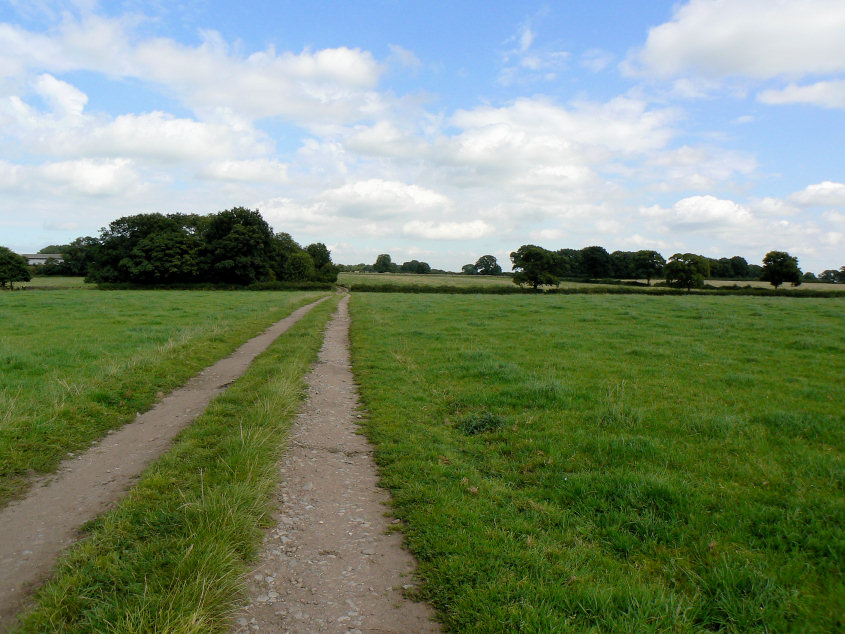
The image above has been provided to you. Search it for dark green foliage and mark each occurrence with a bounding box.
[400,259,432,274]
[81,209,335,286]
[0,246,31,288]
[474,254,502,275]
[761,250,802,288]
[202,207,273,285]
[665,253,710,290]
[579,245,614,278]
[510,245,560,288]
[374,253,397,273]
[632,250,666,284]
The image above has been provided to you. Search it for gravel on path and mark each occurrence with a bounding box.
[232,294,440,634]
[0,297,329,632]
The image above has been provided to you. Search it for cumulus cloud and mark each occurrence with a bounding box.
[641,195,754,229]
[790,181,845,206]
[403,220,495,240]
[631,0,845,79]
[759,80,845,109]
[321,179,451,218]
[0,15,386,125]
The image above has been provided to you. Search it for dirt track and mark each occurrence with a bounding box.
[0,297,327,631]
[231,294,439,633]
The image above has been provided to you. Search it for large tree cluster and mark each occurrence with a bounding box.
[46,208,337,285]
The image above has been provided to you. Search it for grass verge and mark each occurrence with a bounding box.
[0,290,326,508]
[349,293,844,632]
[12,293,341,632]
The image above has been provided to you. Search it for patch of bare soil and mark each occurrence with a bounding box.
[231,295,439,633]
[0,297,328,632]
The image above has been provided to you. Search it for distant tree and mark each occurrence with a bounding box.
[374,254,395,273]
[400,259,431,274]
[510,245,560,289]
[819,269,839,283]
[474,254,502,275]
[62,236,99,277]
[0,246,31,289]
[271,232,303,281]
[610,251,635,278]
[761,250,802,289]
[729,255,750,279]
[579,246,614,278]
[306,242,339,282]
[839,266,845,283]
[555,248,580,277]
[632,250,666,285]
[802,272,818,282]
[664,253,710,291]
[202,207,274,284]
[461,264,476,275]
[38,244,70,254]
[286,251,316,281]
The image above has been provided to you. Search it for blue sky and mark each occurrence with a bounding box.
[1,0,843,273]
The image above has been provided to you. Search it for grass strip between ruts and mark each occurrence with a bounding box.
[12,294,341,633]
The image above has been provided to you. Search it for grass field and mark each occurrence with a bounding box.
[0,289,326,507]
[18,276,94,289]
[349,293,844,631]
[13,294,341,632]
[339,272,515,288]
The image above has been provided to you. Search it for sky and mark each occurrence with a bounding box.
[1,0,843,273]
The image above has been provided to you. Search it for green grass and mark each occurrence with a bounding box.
[339,272,516,288]
[21,276,94,289]
[349,293,845,632]
[0,289,326,507]
[18,276,94,289]
[12,293,341,632]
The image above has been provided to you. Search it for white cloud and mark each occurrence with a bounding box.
[198,159,288,183]
[580,49,613,73]
[499,19,568,85]
[632,0,845,79]
[403,220,495,240]
[0,15,387,126]
[321,179,451,218]
[387,44,422,69]
[759,80,845,109]
[641,195,754,229]
[790,181,845,206]
[33,73,87,115]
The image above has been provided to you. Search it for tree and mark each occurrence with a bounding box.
[461,264,476,275]
[664,253,710,291]
[819,269,839,283]
[803,272,818,282]
[510,245,560,289]
[760,250,802,289]
[0,246,31,289]
[306,243,339,282]
[632,250,666,285]
[374,254,395,273]
[579,246,614,279]
[474,255,502,275]
[202,207,274,284]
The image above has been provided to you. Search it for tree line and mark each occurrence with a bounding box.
[18,208,338,286]
[508,244,833,290]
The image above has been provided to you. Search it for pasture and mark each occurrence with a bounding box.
[349,293,845,631]
[0,289,325,507]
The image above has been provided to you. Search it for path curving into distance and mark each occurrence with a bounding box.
[231,294,439,633]
[0,296,329,632]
